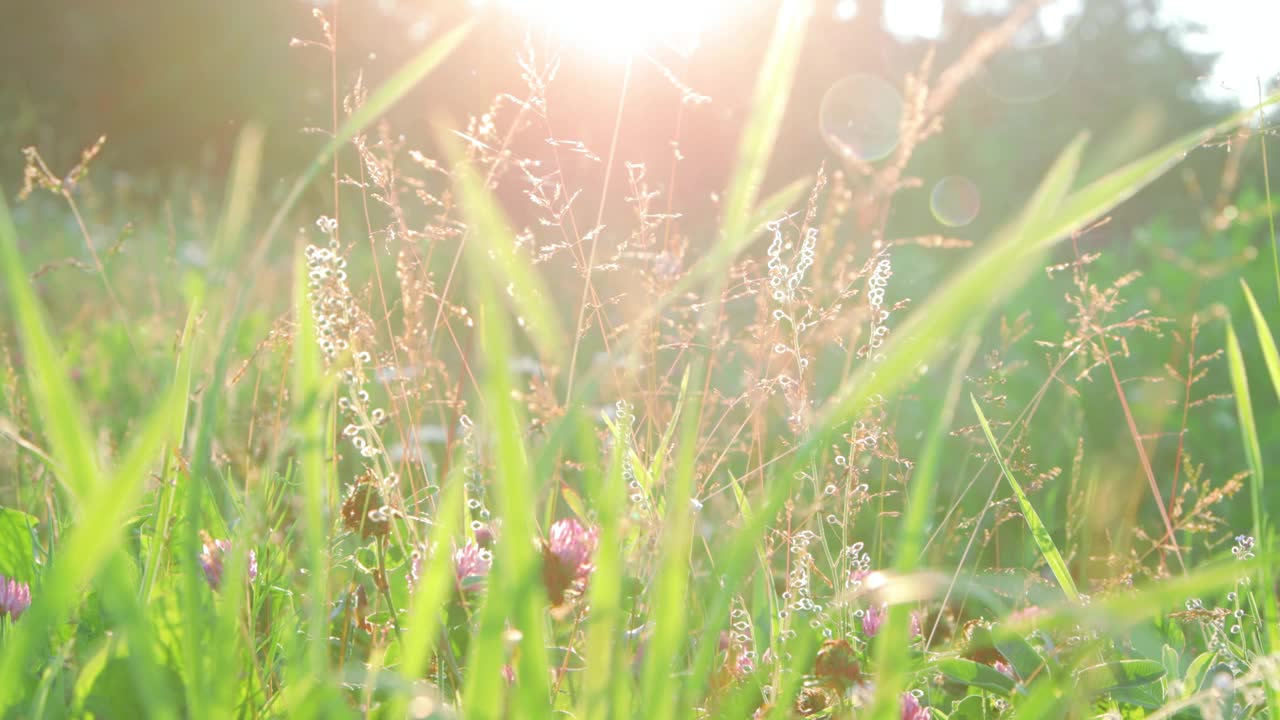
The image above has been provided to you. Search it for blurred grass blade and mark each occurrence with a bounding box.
[0,348,187,709]
[747,175,813,238]
[459,209,553,717]
[390,478,466,714]
[1225,320,1265,540]
[436,128,566,365]
[582,412,628,718]
[139,301,199,602]
[711,0,814,275]
[211,124,264,266]
[810,132,1088,451]
[1240,280,1280,402]
[1040,91,1280,250]
[257,20,473,262]
[869,329,981,718]
[639,359,703,718]
[971,394,1080,603]
[0,194,101,501]
[293,245,334,676]
[681,469,792,709]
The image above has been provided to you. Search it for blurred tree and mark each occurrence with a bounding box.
[0,0,1248,228]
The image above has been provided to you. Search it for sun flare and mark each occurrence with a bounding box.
[479,0,744,59]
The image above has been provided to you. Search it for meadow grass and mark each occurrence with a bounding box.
[0,1,1279,718]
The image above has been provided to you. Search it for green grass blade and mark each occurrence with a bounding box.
[255,20,473,265]
[1225,320,1265,542]
[389,478,467,714]
[458,196,553,718]
[868,330,981,718]
[292,244,334,678]
[809,132,1088,452]
[582,411,628,719]
[638,359,702,719]
[1040,91,1280,251]
[0,194,101,501]
[711,0,814,276]
[1240,280,1280,403]
[436,128,566,366]
[211,124,264,267]
[0,353,187,709]
[139,300,199,602]
[970,394,1080,603]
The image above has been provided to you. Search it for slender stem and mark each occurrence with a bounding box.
[1259,79,1279,306]
[565,58,633,406]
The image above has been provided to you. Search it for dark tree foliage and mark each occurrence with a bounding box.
[0,0,1234,214]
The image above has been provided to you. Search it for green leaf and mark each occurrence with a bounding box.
[1183,652,1215,698]
[0,508,38,584]
[971,395,1080,602]
[949,695,986,720]
[938,658,1016,695]
[994,630,1050,682]
[1076,659,1165,691]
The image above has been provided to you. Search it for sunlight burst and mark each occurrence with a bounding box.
[480,0,743,59]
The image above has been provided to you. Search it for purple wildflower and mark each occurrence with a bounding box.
[901,692,929,720]
[198,532,257,591]
[0,575,31,621]
[994,660,1016,680]
[453,541,492,592]
[862,603,885,638]
[542,518,599,605]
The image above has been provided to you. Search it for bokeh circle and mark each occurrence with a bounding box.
[930,176,981,228]
[820,74,903,162]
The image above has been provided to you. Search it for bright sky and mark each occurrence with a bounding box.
[877,0,1280,105]
[1161,0,1280,103]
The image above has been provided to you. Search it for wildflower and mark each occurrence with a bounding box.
[909,609,923,639]
[862,603,886,638]
[453,541,492,593]
[1232,535,1255,560]
[198,531,257,591]
[795,686,835,716]
[994,660,1016,680]
[901,692,929,720]
[1007,605,1046,626]
[341,474,391,540]
[0,575,31,621]
[541,518,599,606]
[813,638,861,689]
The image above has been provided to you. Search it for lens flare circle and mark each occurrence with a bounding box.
[820,74,903,163]
[930,176,981,227]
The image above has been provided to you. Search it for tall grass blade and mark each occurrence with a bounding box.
[292,246,334,677]
[809,132,1088,452]
[971,394,1080,603]
[0,194,101,501]
[458,187,553,718]
[1225,321,1265,542]
[1240,280,1280,402]
[257,20,473,261]
[437,128,566,365]
[711,0,814,277]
